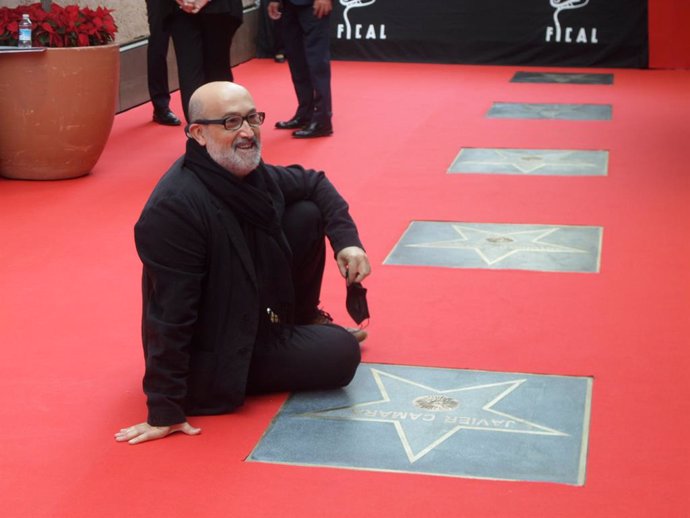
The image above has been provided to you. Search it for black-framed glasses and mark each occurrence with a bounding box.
[192,112,266,131]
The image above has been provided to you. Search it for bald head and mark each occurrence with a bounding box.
[186,81,262,178]
[188,82,254,122]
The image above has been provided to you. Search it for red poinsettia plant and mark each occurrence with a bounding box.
[0,2,117,47]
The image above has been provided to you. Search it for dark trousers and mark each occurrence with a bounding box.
[282,2,332,125]
[246,201,360,394]
[168,12,242,121]
[145,0,171,113]
[257,2,284,58]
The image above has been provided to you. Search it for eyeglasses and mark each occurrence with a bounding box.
[192,112,266,131]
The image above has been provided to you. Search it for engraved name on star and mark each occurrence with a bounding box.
[303,368,567,463]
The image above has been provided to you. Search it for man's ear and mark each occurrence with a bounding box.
[187,123,207,146]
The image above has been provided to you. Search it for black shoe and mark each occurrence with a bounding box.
[292,122,333,139]
[275,116,308,130]
[153,109,181,126]
[274,53,286,63]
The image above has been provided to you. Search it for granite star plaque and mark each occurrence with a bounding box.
[511,72,614,85]
[487,102,612,120]
[448,148,608,176]
[384,221,603,273]
[248,364,593,485]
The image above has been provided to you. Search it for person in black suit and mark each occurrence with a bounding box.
[145,0,181,126]
[114,82,370,445]
[268,0,334,138]
[152,0,244,122]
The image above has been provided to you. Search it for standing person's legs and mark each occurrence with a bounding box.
[297,7,332,127]
[200,13,242,83]
[273,15,285,60]
[169,12,205,122]
[282,2,315,122]
[145,0,172,116]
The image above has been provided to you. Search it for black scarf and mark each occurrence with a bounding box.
[184,139,295,332]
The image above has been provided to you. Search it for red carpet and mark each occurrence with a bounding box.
[1,59,688,517]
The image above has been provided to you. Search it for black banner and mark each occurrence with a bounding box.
[330,0,648,68]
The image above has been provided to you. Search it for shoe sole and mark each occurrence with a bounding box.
[153,119,181,126]
[292,131,333,139]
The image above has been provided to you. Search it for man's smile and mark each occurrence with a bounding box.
[234,138,257,150]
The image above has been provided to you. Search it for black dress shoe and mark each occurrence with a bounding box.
[153,109,181,126]
[275,117,308,130]
[292,122,333,139]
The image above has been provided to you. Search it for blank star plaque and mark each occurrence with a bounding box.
[383,221,603,273]
[448,148,609,176]
[510,72,614,85]
[487,102,612,120]
[247,364,593,485]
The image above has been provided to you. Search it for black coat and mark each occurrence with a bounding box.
[135,157,363,426]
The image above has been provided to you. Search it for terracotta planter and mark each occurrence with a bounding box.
[0,44,120,180]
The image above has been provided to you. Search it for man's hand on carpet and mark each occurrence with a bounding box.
[114,421,201,445]
[337,246,371,285]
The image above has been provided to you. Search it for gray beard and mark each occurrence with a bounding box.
[207,138,262,177]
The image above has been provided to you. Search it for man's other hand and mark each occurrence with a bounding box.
[267,1,282,20]
[336,246,371,285]
[114,421,201,445]
[176,0,210,14]
[313,0,333,18]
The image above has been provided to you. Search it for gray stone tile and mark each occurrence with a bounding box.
[448,148,608,176]
[511,72,614,85]
[384,222,603,273]
[248,363,593,485]
[487,102,612,120]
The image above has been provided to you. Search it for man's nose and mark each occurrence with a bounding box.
[237,119,255,136]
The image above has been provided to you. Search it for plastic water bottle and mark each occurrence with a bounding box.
[18,14,32,48]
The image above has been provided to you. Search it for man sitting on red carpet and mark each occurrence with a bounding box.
[115,81,370,445]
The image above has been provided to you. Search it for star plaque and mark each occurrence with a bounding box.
[487,102,612,120]
[511,72,614,85]
[448,148,608,176]
[248,364,593,485]
[384,221,603,273]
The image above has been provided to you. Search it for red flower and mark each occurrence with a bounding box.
[0,2,117,48]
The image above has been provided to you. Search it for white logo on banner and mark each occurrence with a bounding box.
[336,0,386,40]
[546,0,598,44]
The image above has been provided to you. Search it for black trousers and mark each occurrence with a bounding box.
[145,0,171,113]
[168,12,242,121]
[282,2,332,125]
[257,1,284,58]
[246,201,360,394]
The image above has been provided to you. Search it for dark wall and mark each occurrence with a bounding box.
[330,0,648,69]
